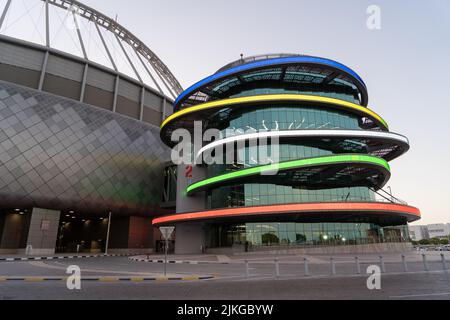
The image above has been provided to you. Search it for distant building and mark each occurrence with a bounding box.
[409,224,450,241]
[427,224,450,239]
[409,225,429,241]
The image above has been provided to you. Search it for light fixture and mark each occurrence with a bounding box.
[14,209,20,212]
[69,211,74,214]
[323,235,329,241]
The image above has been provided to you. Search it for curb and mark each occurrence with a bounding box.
[129,256,230,265]
[0,254,132,263]
[0,276,214,282]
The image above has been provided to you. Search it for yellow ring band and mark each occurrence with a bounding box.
[161,94,388,130]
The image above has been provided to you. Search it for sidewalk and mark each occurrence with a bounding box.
[130,251,450,265]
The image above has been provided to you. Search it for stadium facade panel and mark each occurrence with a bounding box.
[0,0,178,254]
[0,80,169,214]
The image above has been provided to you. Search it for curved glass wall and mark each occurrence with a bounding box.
[206,142,370,178]
[207,184,375,209]
[206,222,410,248]
[229,87,358,104]
[213,106,363,135]
[210,68,361,104]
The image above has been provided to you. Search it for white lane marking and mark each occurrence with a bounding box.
[28,261,209,278]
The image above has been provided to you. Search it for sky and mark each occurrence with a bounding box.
[3,0,450,225]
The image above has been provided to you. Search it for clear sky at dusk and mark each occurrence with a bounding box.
[6,0,450,225]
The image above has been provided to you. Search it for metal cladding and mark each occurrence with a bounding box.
[0,80,170,215]
[155,54,420,226]
[0,0,181,215]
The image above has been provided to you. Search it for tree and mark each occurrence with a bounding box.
[430,238,441,245]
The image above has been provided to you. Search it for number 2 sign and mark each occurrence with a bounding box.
[185,165,193,178]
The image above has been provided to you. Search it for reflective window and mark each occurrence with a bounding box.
[207,223,410,248]
[207,185,375,209]
[214,106,362,135]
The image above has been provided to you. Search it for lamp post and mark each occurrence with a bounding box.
[105,212,112,255]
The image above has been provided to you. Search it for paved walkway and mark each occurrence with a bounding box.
[131,251,450,265]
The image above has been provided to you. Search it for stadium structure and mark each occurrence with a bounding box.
[0,0,179,255]
[155,54,421,254]
[0,1,420,256]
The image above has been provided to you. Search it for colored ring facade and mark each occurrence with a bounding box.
[174,56,368,110]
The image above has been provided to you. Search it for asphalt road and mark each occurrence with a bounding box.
[0,256,449,300]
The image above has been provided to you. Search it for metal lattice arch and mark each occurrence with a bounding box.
[0,0,183,126]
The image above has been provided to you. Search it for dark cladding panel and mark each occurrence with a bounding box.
[0,63,41,89]
[43,74,82,101]
[116,96,140,120]
[143,106,162,127]
[84,85,114,111]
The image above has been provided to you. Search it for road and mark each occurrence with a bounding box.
[0,254,449,300]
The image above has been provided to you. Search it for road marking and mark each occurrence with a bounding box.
[25,277,45,282]
[156,277,169,282]
[98,277,118,282]
[129,277,144,282]
[28,261,166,277]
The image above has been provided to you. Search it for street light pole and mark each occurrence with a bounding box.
[105,212,112,255]
[164,238,168,276]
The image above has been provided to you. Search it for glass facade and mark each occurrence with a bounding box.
[209,67,361,105]
[229,86,359,104]
[204,102,379,211]
[214,106,363,135]
[206,143,371,178]
[207,222,410,248]
[207,184,374,209]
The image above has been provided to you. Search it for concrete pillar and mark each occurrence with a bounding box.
[0,213,29,254]
[175,223,205,254]
[175,165,208,255]
[25,208,60,256]
[176,164,207,214]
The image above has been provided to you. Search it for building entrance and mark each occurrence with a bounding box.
[56,213,110,254]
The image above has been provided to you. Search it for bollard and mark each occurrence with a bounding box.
[355,257,361,275]
[422,254,429,272]
[441,254,447,272]
[275,258,280,278]
[401,254,408,272]
[245,260,250,278]
[379,256,386,273]
[330,257,336,275]
[303,258,309,276]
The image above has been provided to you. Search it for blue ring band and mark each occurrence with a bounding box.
[175,56,367,109]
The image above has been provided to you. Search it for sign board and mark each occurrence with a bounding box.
[41,219,51,231]
[159,226,175,240]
